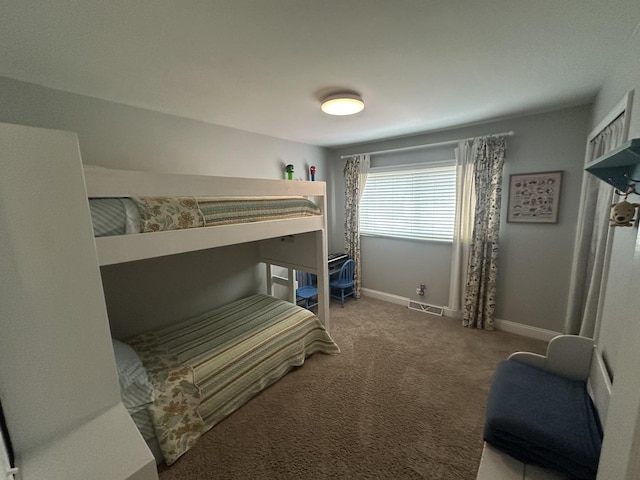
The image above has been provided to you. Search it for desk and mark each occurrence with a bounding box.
[296,254,348,289]
[296,254,349,308]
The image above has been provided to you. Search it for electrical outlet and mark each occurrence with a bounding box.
[416,287,422,295]
[416,284,426,296]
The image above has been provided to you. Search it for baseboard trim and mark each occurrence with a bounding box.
[443,307,462,319]
[493,318,561,342]
[361,288,408,306]
[361,288,560,341]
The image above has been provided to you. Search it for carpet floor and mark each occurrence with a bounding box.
[158,296,546,479]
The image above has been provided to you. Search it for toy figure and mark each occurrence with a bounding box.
[285,164,294,180]
[610,199,640,227]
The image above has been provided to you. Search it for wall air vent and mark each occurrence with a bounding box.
[408,300,444,316]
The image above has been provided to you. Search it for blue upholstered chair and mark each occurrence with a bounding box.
[296,273,318,309]
[330,259,355,307]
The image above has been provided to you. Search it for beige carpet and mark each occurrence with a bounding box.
[158,296,546,479]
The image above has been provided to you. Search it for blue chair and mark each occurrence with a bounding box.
[330,259,355,307]
[296,272,318,309]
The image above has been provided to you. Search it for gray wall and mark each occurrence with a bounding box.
[0,77,327,180]
[101,243,262,339]
[329,105,592,332]
[0,76,328,334]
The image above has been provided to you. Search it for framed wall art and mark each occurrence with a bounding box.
[507,171,563,223]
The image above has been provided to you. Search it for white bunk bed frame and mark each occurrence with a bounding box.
[0,122,331,480]
[83,165,331,331]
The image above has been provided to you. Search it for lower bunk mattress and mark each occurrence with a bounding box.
[122,293,339,465]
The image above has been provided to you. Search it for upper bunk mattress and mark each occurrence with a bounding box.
[89,195,321,237]
[126,293,339,465]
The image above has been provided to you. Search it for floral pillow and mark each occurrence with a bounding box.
[133,197,205,233]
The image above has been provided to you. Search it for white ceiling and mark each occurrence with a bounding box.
[1,1,639,148]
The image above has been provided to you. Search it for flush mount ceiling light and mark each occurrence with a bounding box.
[321,92,365,116]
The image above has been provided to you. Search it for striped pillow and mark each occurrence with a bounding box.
[112,339,154,414]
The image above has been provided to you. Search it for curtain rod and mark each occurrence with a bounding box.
[339,130,515,159]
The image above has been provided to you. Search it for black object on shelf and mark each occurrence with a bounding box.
[585,138,640,194]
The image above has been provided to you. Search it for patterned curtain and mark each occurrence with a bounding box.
[462,136,506,329]
[343,154,370,298]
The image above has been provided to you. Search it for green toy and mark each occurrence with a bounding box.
[285,164,294,180]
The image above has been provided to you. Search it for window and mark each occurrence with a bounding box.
[359,164,457,242]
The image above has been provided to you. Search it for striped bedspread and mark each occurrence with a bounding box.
[89,195,321,236]
[198,196,321,226]
[127,294,339,465]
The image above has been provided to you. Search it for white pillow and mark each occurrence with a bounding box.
[112,339,154,413]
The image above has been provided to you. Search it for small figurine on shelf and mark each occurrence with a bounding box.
[285,164,294,180]
[310,165,316,181]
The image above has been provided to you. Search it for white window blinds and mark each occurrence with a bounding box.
[359,165,457,242]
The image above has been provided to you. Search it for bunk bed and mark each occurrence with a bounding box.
[84,164,331,325]
[83,165,337,466]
